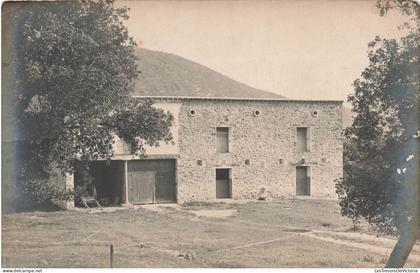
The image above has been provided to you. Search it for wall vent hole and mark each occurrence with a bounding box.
[189,109,196,116]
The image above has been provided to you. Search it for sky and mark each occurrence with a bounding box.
[118,0,407,103]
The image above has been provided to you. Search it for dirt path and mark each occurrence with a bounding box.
[140,204,420,260]
[303,231,420,265]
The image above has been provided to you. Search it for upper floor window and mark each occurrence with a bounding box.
[297,127,309,152]
[216,127,229,153]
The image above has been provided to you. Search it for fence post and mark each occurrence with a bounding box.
[110,244,114,268]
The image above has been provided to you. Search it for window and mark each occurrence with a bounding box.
[297,127,309,152]
[216,127,229,153]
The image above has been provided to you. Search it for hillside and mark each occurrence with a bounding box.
[133,48,283,98]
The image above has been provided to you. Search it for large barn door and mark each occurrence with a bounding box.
[128,170,155,204]
[127,160,176,204]
[155,167,176,203]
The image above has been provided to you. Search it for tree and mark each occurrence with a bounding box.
[336,0,419,267]
[12,0,173,201]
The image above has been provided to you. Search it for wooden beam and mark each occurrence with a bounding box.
[122,160,130,205]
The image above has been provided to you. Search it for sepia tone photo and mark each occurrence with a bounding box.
[1,0,419,269]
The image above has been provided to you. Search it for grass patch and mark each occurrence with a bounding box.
[3,199,418,268]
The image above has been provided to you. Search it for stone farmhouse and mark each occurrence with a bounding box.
[2,48,343,210]
[65,96,343,208]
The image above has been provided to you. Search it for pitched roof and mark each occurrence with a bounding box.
[133,48,284,99]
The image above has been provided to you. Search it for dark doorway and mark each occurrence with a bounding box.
[296,166,310,196]
[127,159,176,204]
[216,168,231,199]
[74,161,124,207]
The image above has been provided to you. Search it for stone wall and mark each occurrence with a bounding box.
[175,99,343,203]
[64,98,343,206]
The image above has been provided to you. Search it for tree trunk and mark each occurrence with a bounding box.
[386,169,419,268]
[386,137,420,268]
[385,226,418,268]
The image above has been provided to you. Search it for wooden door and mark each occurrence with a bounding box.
[296,166,310,196]
[155,169,176,203]
[128,170,155,204]
[216,169,231,198]
[127,160,176,204]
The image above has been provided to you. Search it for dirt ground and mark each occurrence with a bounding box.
[2,199,420,268]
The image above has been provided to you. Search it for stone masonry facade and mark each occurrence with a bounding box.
[60,97,343,208]
[174,98,343,203]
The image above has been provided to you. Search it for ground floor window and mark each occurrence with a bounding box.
[296,166,310,196]
[216,168,232,198]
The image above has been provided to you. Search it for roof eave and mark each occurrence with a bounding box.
[133,95,344,103]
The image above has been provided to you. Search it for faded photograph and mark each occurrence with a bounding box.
[1,0,419,269]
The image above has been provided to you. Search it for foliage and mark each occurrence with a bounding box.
[336,1,419,235]
[377,0,420,18]
[14,0,173,201]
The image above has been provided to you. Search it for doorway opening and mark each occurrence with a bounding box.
[74,161,124,207]
[216,168,232,199]
[296,166,310,196]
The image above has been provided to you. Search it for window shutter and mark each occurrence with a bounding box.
[216,127,229,153]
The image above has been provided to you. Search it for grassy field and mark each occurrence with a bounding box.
[2,199,420,268]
